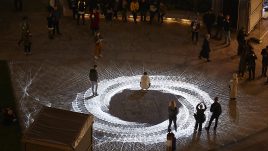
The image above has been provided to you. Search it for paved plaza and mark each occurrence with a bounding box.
[1,0,268,150]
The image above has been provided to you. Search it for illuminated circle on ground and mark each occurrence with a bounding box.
[72,75,213,144]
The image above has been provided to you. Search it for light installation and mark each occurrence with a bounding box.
[72,75,214,147]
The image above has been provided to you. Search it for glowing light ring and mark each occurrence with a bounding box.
[72,75,213,144]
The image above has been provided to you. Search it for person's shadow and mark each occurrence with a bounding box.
[206,130,217,144]
[191,130,202,143]
[228,99,239,124]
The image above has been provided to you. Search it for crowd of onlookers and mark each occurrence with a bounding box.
[69,0,167,24]
[16,0,268,81]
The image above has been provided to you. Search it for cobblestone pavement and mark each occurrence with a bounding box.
[1,0,268,150]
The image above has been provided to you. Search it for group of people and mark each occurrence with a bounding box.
[192,12,233,62]
[203,11,232,46]
[192,11,268,83]
[70,0,167,24]
[191,11,232,45]
[168,97,222,133]
[236,28,268,81]
[166,97,221,150]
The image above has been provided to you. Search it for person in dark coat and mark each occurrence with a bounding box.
[158,2,166,24]
[168,100,178,132]
[52,6,62,35]
[113,0,120,19]
[89,65,98,96]
[214,12,224,40]
[77,0,86,25]
[203,10,215,35]
[71,0,78,19]
[199,34,211,62]
[223,15,231,46]
[237,27,246,56]
[238,40,247,77]
[149,1,157,24]
[121,0,128,22]
[47,13,54,39]
[205,97,222,131]
[194,103,207,131]
[139,0,148,22]
[105,4,113,23]
[246,48,257,80]
[261,46,268,77]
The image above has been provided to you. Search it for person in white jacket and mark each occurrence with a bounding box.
[140,72,151,90]
[229,73,238,100]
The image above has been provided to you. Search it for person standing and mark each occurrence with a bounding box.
[237,28,246,56]
[238,42,247,77]
[246,48,257,80]
[71,0,78,19]
[205,97,222,131]
[90,9,100,34]
[47,12,55,39]
[121,0,128,22]
[77,0,86,25]
[261,46,268,77]
[130,0,139,23]
[106,4,113,23]
[158,2,166,24]
[229,73,238,100]
[140,72,151,90]
[139,0,148,22]
[52,6,62,35]
[223,15,231,46]
[149,1,157,24]
[89,65,98,96]
[18,16,30,45]
[199,34,211,62]
[168,100,178,132]
[194,103,207,131]
[203,10,215,36]
[214,12,224,40]
[191,17,200,43]
[113,0,120,20]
